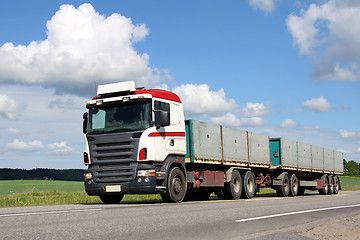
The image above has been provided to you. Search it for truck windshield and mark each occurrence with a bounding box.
[87,100,151,134]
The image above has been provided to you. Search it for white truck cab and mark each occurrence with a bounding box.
[83,81,187,203]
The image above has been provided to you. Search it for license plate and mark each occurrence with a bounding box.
[105,185,121,192]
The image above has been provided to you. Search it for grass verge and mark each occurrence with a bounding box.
[0,191,163,208]
[0,176,359,208]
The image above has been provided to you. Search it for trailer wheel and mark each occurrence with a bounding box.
[333,176,340,194]
[318,174,329,195]
[328,175,334,194]
[276,173,290,197]
[223,170,242,200]
[241,171,256,199]
[289,174,299,197]
[99,195,124,204]
[162,166,186,203]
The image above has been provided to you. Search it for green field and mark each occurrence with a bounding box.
[0,180,84,195]
[0,176,359,207]
[339,176,360,190]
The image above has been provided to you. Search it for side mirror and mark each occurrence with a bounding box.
[83,112,88,134]
[155,110,170,129]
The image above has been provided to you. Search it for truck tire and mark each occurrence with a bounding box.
[99,194,124,204]
[223,170,242,200]
[241,171,256,199]
[162,166,186,203]
[328,175,334,194]
[318,174,329,195]
[333,176,340,194]
[276,173,290,197]
[289,174,299,197]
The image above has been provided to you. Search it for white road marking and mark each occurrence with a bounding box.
[235,203,360,223]
[0,208,103,218]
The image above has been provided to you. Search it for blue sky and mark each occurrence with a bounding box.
[0,0,359,169]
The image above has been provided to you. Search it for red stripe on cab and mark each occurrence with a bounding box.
[148,132,186,137]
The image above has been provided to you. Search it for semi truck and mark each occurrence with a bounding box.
[82,81,344,203]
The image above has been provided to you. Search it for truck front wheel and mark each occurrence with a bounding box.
[161,166,186,203]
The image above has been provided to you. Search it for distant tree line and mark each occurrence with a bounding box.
[0,168,85,181]
[343,159,360,176]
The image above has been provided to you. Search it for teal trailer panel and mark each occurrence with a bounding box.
[270,138,281,166]
[185,119,194,162]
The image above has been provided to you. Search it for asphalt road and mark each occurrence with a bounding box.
[1,191,360,240]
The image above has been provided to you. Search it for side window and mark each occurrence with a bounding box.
[154,101,170,127]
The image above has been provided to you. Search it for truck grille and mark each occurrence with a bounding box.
[87,133,140,183]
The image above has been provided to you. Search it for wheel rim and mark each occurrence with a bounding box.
[284,177,289,193]
[334,177,339,192]
[292,177,298,193]
[324,177,328,192]
[173,177,182,194]
[233,177,241,193]
[329,177,334,193]
[247,177,254,193]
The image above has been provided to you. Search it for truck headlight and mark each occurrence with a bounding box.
[137,170,155,177]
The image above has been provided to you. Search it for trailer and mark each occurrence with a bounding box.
[83,81,343,203]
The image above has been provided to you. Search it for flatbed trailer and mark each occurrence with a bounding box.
[183,120,343,199]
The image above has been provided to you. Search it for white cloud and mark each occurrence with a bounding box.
[7,128,20,134]
[282,119,298,128]
[0,94,20,120]
[240,117,267,127]
[0,3,168,96]
[303,96,332,112]
[339,129,360,139]
[173,84,269,128]
[211,113,242,127]
[172,84,238,117]
[242,102,270,117]
[7,139,44,151]
[287,0,360,81]
[47,141,74,155]
[211,113,267,127]
[249,0,276,13]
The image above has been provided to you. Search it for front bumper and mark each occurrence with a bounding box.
[85,171,167,196]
